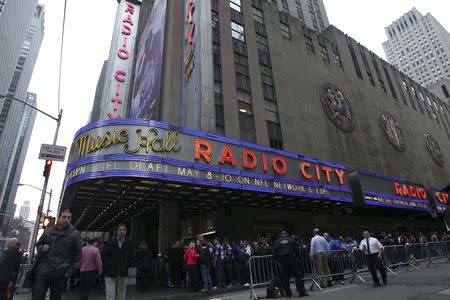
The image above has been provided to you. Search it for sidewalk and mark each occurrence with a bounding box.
[14,284,248,300]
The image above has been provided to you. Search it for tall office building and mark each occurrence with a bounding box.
[19,200,31,221]
[0,5,43,235]
[0,0,39,97]
[383,8,450,88]
[275,0,329,32]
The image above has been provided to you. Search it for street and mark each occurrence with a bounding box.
[200,263,450,300]
[13,262,450,300]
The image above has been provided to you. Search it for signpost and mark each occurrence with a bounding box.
[38,144,67,162]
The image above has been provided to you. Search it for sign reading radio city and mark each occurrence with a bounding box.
[357,170,431,211]
[101,0,141,120]
[67,120,352,202]
[429,187,449,214]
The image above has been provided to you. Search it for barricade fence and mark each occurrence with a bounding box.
[248,241,450,299]
[15,263,32,290]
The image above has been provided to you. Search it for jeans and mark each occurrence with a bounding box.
[105,276,127,300]
[79,271,97,300]
[215,262,225,288]
[186,265,198,292]
[200,265,212,290]
[224,261,234,284]
[32,274,67,300]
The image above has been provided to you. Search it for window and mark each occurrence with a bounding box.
[236,90,251,104]
[442,85,450,98]
[231,22,245,42]
[383,64,397,99]
[239,113,256,143]
[320,45,329,62]
[279,12,291,39]
[304,35,315,54]
[235,72,251,91]
[230,0,241,12]
[346,36,362,79]
[267,121,283,150]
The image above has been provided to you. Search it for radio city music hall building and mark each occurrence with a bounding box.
[61,0,450,250]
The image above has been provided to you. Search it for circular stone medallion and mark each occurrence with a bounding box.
[380,113,405,152]
[321,83,355,132]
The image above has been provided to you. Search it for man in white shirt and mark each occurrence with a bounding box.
[357,230,387,287]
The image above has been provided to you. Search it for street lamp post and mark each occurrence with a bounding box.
[1,95,63,263]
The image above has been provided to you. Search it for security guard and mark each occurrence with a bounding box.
[273,231,308,297]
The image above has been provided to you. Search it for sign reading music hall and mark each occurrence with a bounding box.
[67,120,352,202]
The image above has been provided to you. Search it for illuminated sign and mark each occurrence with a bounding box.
[67,120,352,202]
[101,0,141,120]
[358,170,431,211]
[429,187,449,214]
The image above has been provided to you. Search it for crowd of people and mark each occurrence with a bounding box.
[160,230,450,295]
[0,207,449,300]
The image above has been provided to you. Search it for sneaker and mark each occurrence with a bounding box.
[201,289,207,292]
[213,286,218,290]
[339,280,345,285]
[244,283,250,287]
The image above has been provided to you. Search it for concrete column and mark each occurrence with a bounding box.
[158,199,181,253]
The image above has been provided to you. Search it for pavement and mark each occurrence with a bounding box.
[13,262,450,300]
[201,262,450,300]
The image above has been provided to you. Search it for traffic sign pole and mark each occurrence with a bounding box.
[29,109,63,263]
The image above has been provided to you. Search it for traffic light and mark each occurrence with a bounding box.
[42,216,55,229]
[43,159,53,177]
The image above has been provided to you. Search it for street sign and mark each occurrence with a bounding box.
[38,144,67,162]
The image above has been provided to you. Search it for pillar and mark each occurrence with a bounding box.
[158,199,181,253]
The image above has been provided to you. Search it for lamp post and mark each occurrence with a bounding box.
[1,95,63,263]
[17,183,53,214]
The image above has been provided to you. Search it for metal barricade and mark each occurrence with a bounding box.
[298,253,322,291]
[383,244,418,273]
[15,263,32,289]
[426,241,450,266]
[248,255,278,299]
[248,254,321,299]
[405,243,429,268]
[350,250,368,283]
[314,250,356,285]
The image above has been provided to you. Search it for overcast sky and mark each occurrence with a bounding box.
[15,0,450,221]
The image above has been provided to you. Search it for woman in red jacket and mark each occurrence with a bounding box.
[183,242,199,292]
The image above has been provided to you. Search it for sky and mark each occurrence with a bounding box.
[15,0,450,221]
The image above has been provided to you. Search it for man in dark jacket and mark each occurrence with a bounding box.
[0,238,20,300]
[103,224,133,300]
[273,231,308,298]
[32,210,81,300]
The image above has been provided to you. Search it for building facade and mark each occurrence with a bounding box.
[383,8,450,88]
[428,78,450,104]
[19,200,30,221]
[0,0,38,97]
[275,0,329,33]
[0,5,43,236]
[62,0,450,251]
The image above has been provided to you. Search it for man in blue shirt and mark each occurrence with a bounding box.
[325,233,345,284]
[310,229,332,288]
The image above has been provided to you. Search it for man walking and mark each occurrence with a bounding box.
[355,230,387,287]
[310,229,332,288]
[80,238,102,300]
[273,231,308,298]
[32,210,82,300]
[103,224,133,300]
[0,238,20,300]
